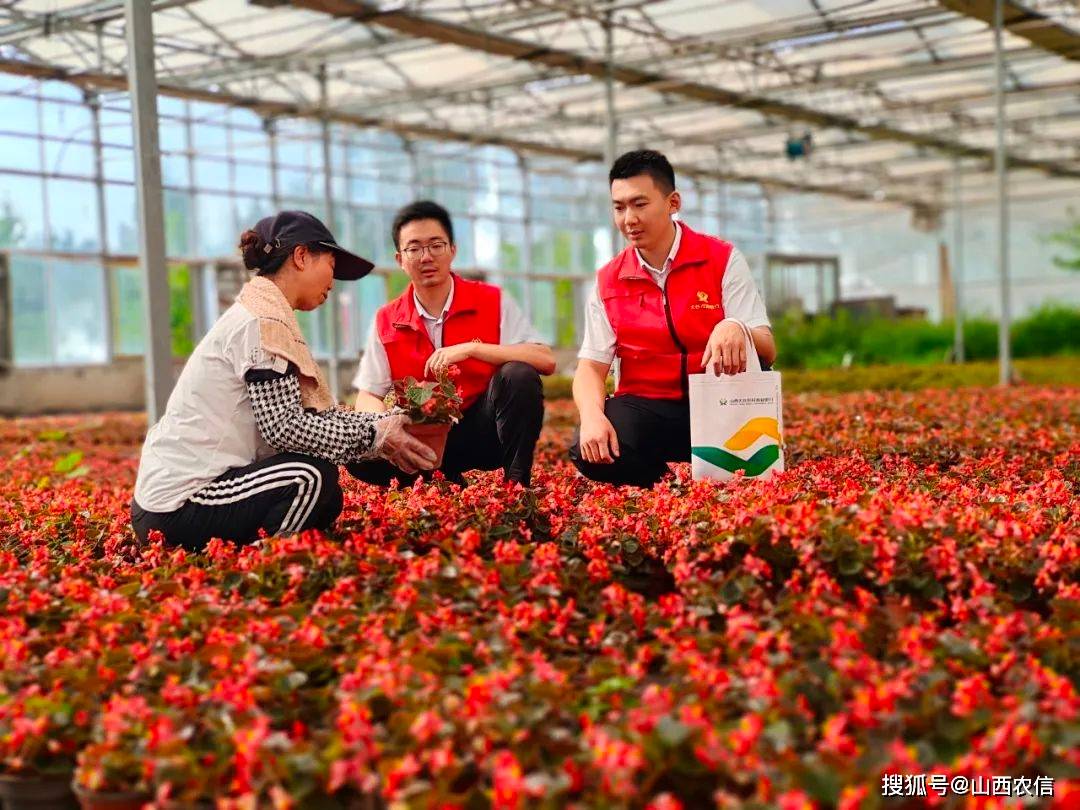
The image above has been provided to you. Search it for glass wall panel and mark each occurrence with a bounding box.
[112,265,143,355]
[102,146,135,183]
[106,184,138,254]
[196,193,237,256]
[98,107,133,147]
[158,117,187,152]
[192,124,229,158]
[165,190,194,257]
[530,279,556,344]
[161,153,189,187]
[44,139,96,177]
[355,276,386,346]
[47,179,100,252]
[0,174,45,249]
[234,196,275,234]
[10,255,50,364]
[232,130,271,165]
[0,71,785,364]
[41,101,92,138]
[234,161,272,191]
[0,94,38,134]
[0,134,41,171]
[51,260,107,364]
[111,264,198,356]
[194,157,230,192]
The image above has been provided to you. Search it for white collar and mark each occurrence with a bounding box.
[413,276,455,323]
[636,220,682,274]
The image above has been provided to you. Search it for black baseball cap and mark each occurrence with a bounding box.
[254,210,374,281]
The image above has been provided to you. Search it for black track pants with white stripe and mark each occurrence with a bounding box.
[131,452,344,551]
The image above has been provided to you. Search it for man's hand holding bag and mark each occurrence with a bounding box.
[689,319,784,482]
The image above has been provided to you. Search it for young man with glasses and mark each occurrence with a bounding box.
[348,200,556,488]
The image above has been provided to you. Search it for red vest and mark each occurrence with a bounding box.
[597,223,731,400]
[375,275,502,410]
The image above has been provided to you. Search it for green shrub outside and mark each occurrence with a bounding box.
[768,305,1080,369]
[542,356,1079,400]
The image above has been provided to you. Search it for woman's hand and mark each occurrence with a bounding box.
[372,414,437,474]
[424,343,474,377]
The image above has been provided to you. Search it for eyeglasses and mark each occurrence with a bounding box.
[401,241,450,261]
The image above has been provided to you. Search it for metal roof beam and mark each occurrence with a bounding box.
[0,54,928,207]
[197,2,945,93]
[0,0,199,46]
[937,0,1080,61]
[280,0,1079,178]
[489,76,1080,149]
[331,41,1048,120]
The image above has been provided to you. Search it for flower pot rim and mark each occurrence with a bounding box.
[0,771,75,782]
[70,781,152,800]
[406,420,453,430]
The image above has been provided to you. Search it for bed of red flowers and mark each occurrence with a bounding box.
[0,386,1077,809]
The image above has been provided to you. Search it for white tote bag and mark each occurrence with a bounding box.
[688,321,784,482]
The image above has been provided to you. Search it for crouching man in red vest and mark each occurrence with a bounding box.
[348,200,556,487]
[570,150,777,487]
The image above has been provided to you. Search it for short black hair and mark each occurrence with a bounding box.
[392,200,454,249]
[609,149,676,195]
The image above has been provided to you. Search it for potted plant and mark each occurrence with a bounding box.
[389,366,464,468]
[71,695,159,810]
[0,686,84,809]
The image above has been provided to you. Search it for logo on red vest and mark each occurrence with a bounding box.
[690,290,721,311]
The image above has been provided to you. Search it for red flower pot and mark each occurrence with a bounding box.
[404,422,451,468]
[71,784,151,810]
[0,774,79,810]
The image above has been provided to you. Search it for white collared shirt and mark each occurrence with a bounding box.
[352,277,546,398]
[635,220,683,289]
[578,222,770,366]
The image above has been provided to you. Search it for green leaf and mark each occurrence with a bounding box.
[116,581,142,597]
[587,676,635,697]
[656,715,691,748]
[38,429,69,442]
[764,720,793,751]
[837,553,864,576]
[53,451,84,474]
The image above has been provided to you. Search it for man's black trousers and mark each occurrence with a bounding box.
[569,394,691,488]
[348,361,544,488]
[131,452,344,552]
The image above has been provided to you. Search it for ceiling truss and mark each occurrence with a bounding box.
[0,0,1074,212]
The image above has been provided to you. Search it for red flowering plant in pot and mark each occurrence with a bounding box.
[388,366,464,469]
[0,564,107,810]
[70,693,166,810]
[0,686,84,809]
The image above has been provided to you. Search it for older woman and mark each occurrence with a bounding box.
[131,211,435,550]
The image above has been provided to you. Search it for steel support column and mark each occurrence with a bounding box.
[88,89,114,361]
[403,137,420,194]
[518,153,534,326]
[265,117,282,209]
[952,159,965,363]
[993,0,1012,385]
[603,10,620,255]
[90,21,114,362]
[319,65,342,402]
[124,0,172,421]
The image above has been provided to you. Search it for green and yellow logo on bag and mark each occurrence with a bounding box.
[691,417,782,477]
